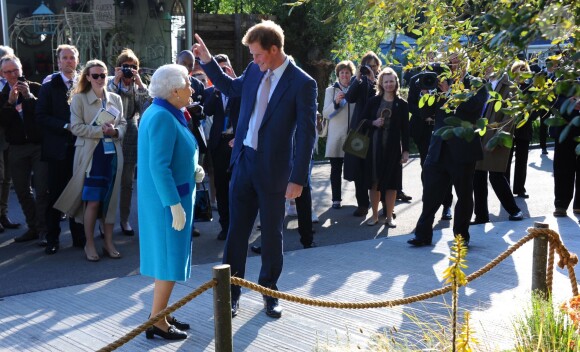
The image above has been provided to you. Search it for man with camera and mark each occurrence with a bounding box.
[407,63,454,220]
[408,53,488,247]
[108,48,150,236]
[0,55,48,243]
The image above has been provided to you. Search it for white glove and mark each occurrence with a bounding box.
[170,203,186,231]
[195,165,205,183]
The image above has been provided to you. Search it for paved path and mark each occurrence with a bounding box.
[1,146,579,351]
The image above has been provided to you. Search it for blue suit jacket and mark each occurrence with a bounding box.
[201,58,317,192]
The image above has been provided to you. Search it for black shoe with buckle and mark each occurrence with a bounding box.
[509,211,524,221]
[167,316,190,331]
[396,191,412,202]
[145,325,187,340]
[263,297,282,318]
[0,215,20,229]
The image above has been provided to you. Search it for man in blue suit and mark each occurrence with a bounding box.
[193,20,317,318]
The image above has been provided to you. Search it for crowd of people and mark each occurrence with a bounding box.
[1,18,579,340]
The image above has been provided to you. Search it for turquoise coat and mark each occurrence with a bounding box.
[138,100,198,281]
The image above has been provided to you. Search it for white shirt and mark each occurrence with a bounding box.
[243,56,290,150]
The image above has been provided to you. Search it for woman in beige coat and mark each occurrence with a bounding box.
[55,59,126,262]
[322,60,356,209]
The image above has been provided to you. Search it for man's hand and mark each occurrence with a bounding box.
[191,34,212,64]
[401,151,410,164]
[113,67,124,84]
[7,84,19,105]
[228,138,235,148]
[285,182,304,199]
[17,81,31,99]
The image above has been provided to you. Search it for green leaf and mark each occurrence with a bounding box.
[516,116,528,129]
[571,116,580,127]
[559,124,571,144]
[464,127,475,142]
[493,101,502,112]
[442,128,455,140]
[419,94,428,109]
[478,126,487,136]
[444,116,463,127]
[476,118,488,130]
[401,41,410,48]
[411,29,422,36]
[486,136,499,151]
[453,126,464,138]
[544,117,567,127]
[427,95,436,106]
[498,132,513,148]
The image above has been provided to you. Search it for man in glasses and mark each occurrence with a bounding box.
[0,55,48,243]
[108,48,150,237]
[36,45,86,254]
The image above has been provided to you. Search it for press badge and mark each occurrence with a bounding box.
[103,138,116,154]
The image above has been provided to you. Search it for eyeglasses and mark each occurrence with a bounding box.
[122,64,138,70]
[90,73,107,80]
[2,69,20,75]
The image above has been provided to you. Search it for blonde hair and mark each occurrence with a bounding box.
[69,59,107,102]
[376,67,400,97]
[242,20,284,50]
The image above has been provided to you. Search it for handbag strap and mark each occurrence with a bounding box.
[353,118,367,134]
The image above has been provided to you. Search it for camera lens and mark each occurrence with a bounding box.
[122,67,133,78]
[360,65,370,75]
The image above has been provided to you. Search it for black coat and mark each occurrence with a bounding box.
[35,73,77,161]
[360,95,410,191]
[0,80,43,145]
[203,86,240,151]
[343,75,376,181]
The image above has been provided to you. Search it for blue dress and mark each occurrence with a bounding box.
[138,99,198,281]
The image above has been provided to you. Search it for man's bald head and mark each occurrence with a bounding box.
[176,50,195,74]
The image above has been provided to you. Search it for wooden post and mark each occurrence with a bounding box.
[531,222,549,298]
[213,264,233,352]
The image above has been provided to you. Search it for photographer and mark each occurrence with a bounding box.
[408,62,453,220]
[108,48,150,236]
[408,52,488,247]
[343,51,380,217]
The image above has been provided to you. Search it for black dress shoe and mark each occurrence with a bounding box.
[396,191,412,202]
[542,148,548,155]
[303,242,317,249]
[231,299,239,317]
[167,316,190,331]
[353,207,369,217]
[509,211,524,221]
[0,215,20,229]
[441,207,452,220]
[407,238,432,247]
[470,218,489,225]
[145,325,187,340]
[516,193,529,199]
[45,243,59,255]
[263,297,282,318]
[120,223,135,236]
[250,245,261,254]
[216,230,227,240]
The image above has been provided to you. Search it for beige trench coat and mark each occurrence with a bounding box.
[54,89,126,224]
[322,85,355,158]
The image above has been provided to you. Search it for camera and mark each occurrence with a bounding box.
[121,66,133,79]
[17,76,26,82]
[359,65,371,76]
[417,72,439,90]
[411,63,451,92]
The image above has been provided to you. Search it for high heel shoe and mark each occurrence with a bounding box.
[102,246,122,259]
[120,223,135,236]
[145,325,187,340]
[84,246,100,262]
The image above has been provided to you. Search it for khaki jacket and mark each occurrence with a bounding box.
[54,89,126,224]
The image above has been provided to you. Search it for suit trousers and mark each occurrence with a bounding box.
[45,146,85,246]
[473,170,520,220]
[294,181,313,247]
[506,136,530,194]
[211,136,233,232]
[8,144,49,232]
[329,157,343,202]
[415,144,475,243]
[223,147,285,301]
[553,138,580,210]
[0,148,11,216]
[119,162,135,223]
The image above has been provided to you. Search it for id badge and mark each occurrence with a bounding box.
[103,138,116,154]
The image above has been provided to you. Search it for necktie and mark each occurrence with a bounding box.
[183,109,192,122]
[67,80,73,90]
[251,70,272,150]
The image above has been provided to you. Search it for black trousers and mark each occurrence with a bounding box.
[294,182,313,247]
[553,138,580,210]
[45,146,85,246]
[211,136,233,232]
[329,157,343,202]
[354,173,369,209]
[539,115,548,150]
[415,145,475,243]
[506,136,530,194]
[473,170,520,220]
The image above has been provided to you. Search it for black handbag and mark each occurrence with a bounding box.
[194,183,213,222]
[342,119,370,159]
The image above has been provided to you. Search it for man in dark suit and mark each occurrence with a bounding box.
[193,20,317,318]
[36,45,86,254]
[408,54,487,247]
[203,53,241,240]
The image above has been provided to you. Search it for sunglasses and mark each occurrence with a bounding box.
[122,64,138,70]
[90,73,107,80]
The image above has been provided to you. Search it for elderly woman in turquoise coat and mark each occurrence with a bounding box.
[138,64,202,340]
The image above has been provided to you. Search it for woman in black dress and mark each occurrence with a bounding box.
[361,67,410,227]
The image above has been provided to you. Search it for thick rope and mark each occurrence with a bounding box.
[96,279,216,352]
[98,227,578,351]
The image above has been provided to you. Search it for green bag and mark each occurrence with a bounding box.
[342,119,370,159]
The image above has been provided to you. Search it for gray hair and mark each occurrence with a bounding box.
[0,46,14,58]
[149,64,190,100]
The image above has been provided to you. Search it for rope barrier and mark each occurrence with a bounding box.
[98,227,579,350]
